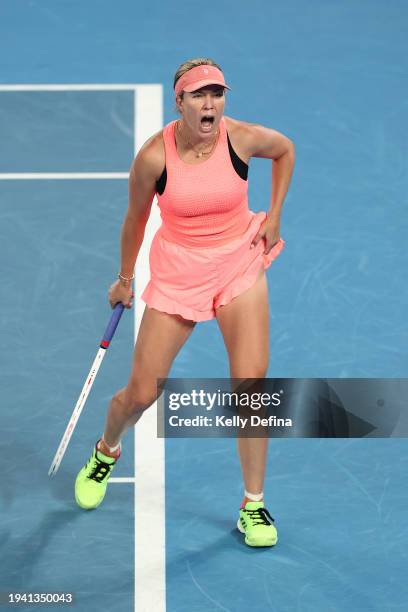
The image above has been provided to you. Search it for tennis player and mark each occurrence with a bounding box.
[75,58,295,547]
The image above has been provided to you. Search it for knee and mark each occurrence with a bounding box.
[231,367,268,380]
[114,383,159,416]
[251,366,268,379]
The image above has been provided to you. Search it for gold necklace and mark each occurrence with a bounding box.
[176,120,219,158]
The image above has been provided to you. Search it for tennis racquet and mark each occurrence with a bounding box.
[48,302,125,477]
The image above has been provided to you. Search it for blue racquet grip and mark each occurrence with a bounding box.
[100,302,125,348]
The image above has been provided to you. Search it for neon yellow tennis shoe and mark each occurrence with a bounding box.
[237,501,278,547]
[75,441,119,510]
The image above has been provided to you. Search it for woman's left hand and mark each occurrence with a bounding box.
[250,214,281,255]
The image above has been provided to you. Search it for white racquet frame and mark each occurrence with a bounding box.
[48,348,107,477]
[48,302,124,477]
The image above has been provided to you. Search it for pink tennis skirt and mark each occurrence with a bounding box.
[141,210,285,322]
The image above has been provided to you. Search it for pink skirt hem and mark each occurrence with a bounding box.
[141,283,215,322]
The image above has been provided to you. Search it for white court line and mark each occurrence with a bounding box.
[0,83,161,182]
[133,86,165,612]
[0,173,129,180]
[0,84,154,92]
[0,83,165,611]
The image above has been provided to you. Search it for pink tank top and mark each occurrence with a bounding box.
[157,116,252,247]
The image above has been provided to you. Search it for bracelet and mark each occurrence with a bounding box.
[118,272,135,286]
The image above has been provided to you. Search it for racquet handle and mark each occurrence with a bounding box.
[100,302,125,347]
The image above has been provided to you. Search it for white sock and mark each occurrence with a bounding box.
[244,490,264,502]
[99,435,121,454]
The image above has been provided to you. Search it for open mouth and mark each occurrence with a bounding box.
[201,115,215,128]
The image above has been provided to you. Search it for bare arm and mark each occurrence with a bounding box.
[244,123,295,219]
[119,144,158,278]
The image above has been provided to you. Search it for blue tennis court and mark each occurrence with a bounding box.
[1,1,407,610]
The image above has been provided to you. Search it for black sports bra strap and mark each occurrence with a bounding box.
[227,132,248,181]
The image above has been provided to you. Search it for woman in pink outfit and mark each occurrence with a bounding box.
[75,57,295,546]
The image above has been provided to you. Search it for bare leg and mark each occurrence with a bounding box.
[216,266,270,499]
[100,387,145,451]
[99,304,196,455]
[237,437,269,495]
